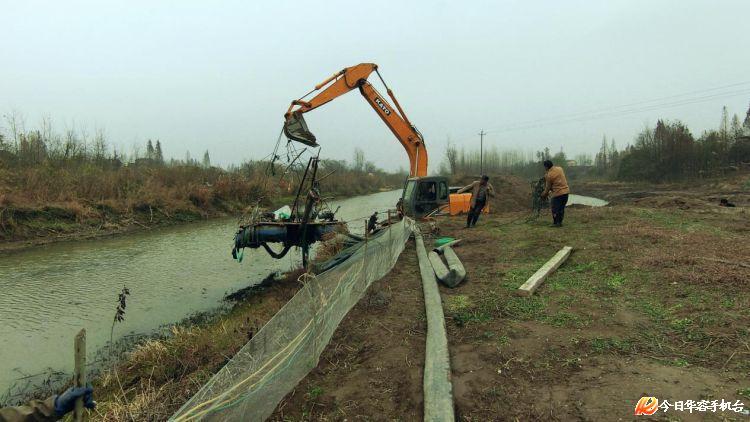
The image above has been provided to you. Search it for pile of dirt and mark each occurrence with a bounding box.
[452,174,532,213]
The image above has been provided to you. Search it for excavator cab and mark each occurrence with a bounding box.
[284,111,318,147]
[401,176,450,218]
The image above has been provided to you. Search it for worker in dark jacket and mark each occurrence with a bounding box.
[457,175,495,228]
[540,160,570,227]
[0,386,95,422]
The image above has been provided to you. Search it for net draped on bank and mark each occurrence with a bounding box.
[171,217,413,421]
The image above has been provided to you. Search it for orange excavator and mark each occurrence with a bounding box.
[283,63,451,217]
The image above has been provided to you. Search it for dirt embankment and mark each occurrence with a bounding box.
[271,179,749,420]
[0,200,239,253]
[576,172,750,209]
[452,174,532,213]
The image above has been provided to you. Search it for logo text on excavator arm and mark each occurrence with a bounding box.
[374,97,391,116]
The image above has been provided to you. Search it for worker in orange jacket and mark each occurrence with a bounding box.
[541,160,570,227]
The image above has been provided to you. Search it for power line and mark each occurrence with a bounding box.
[498,80,750,130]
[451,80,750,142]
[487,88,750,134]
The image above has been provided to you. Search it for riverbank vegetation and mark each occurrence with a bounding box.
[79,270,303,420]
[0,120,405,246]
[440,104,750,182]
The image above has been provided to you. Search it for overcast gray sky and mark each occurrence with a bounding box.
[2,0,749,171]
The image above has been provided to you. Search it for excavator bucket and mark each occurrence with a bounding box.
[284,111,318,147]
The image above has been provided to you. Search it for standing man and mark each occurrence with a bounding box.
[457,175,495,228]
[541,160,570,227]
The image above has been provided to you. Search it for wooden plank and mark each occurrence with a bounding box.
[517,246,572,296]
[73,329,86,422]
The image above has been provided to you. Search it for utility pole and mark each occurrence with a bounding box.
[478,129,486,175]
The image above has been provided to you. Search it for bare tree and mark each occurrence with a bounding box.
[93,128,107,161]
[146,139,155,160]
[730,114,742,139]
[445,139,458,175]
[353,148,365,172]
[202,150,211,168]
[4,109,25,151]
[155,140,164,164]
[719,105,730,141]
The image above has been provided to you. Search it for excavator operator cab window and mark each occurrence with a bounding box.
[403,180,417,204]
[402,177,450,218]
[438,181,448,200]
[418,181,437,201]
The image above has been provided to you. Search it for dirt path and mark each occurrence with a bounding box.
[272,241,427,421]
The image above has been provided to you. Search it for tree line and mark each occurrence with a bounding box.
[440,103,750,182]
[616,105,750,181]
[0,113,217,170]
[0,113,405,214]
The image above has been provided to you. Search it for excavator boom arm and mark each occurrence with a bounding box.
[284,63,428,177]
[357,82,427,177]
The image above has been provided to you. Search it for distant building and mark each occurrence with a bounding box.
[566,160,578,167]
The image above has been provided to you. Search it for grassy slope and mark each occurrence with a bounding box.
[87,271,304,421]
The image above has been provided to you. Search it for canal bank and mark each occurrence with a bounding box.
[0,190,402,403]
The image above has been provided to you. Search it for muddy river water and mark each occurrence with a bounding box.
[0,190,402,394]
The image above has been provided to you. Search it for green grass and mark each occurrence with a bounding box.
[603,274,626,291]
[445,294,492,326]
[635,299,672,321]
[453,310,492,326]
[671,358,690,367]
[496,335,510,347]
[721,297,736,309]
[307,386,324,401]
[500,296,546,320]
[670,317,693,332]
